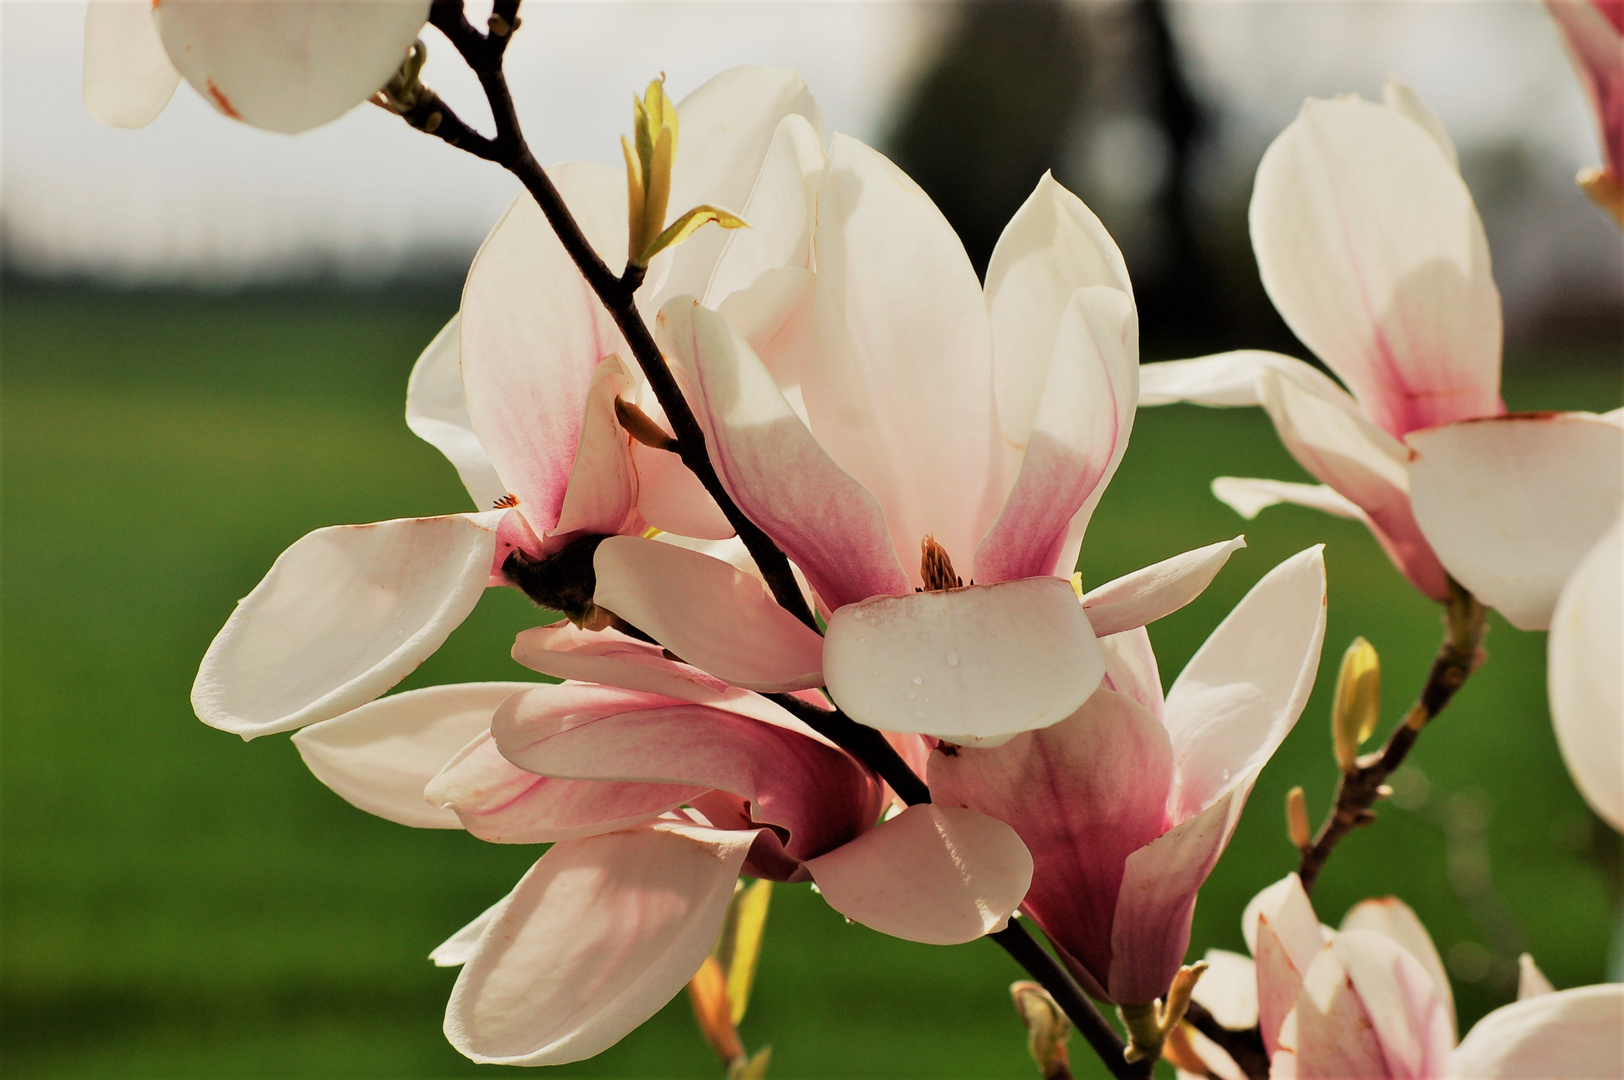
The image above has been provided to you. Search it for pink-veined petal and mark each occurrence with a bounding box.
[658,297,908,610]
[930,688,1175,995]
[193,513,499,739]
[592,536,824,693]
[1081,536,1246,638]
[84,0,180,128]
[1282,942,1391,1080]
[291,682,534,829]
[974,286,1139,583]
[551,357,639,541]
[431,897,504,968]
[804,804,1033,945]
[824,577,1103,743]
[1549,515,1624,831]
[1138,350,1359,412]
[1099,626,1165,720]
[1408,413,1624,630]
[806,134,1005,583]
[444,822,756,1065]
[1341,895,1456,1039]
[405,314,507,511]
[1334,929,1455,1079]
[1212,477,1369,523]
[461,164,627,542]
[1546,0,1624,179]
[1162,546,1327,819]
[1250,94,1503,437]
[1448,983,1624,1079]
[152,0,430,134]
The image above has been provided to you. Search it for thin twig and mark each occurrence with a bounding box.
[1183,1001,1268,1080]
[1297,580,1487,893]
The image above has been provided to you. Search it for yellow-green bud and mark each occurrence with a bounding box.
[1332,637,1381,773]
[1011,981,1072,1080]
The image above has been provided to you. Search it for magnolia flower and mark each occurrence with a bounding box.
[926,547,1327,1007]
[592,139,1248,744]
[290,627,1032,1066]
[84,0,431,133]
[1407,412,1624,830]
[1545,0,1624,222]
[193,68,827,739]
[1139,79,1502,601]
[1178,873,1624,1079]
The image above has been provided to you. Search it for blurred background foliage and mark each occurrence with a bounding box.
[3,1,1621,1077]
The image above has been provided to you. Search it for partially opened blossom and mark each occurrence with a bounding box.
[1545,0,1624,222]
[594,145,1247,743]
[1176,873,1624,1080]
[84,0,432,133]
[926,547,1327,1006]
[1139,79,1502,601]
[293,628,1032,1066]
[193,68,828,739]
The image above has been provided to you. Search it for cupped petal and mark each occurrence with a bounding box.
[405,314,507,511]
[1334,929,1455,1079]
[291,682,534,829]
[1212,478,1369,523]
[1408,413,1624,630]
[629,440,735,540]
[1137,350,1358,412]
[930,688,1175,994]
[1341,895,1455,1038]
[804,804,1033,945]
[1099,626,1165,719]
[1448,983,1624,1079]
[193,513,498,739]
[445,822,756,1066]
[824,577,1103,743]
[658,297,908,610]
[592,536,824,693]
[431,898,503,968]
[806,134,1005,582]
[84,1,180,129]
[973,286,1138,583]
[551,357,639,540]
[1250,94,1503,436]
[1162,546,1328,819]
[152,0,430,134]
[985,171,1133,445]
[460,164,627,542]
[1081,536,1246,638]
[1548,515,1624,831]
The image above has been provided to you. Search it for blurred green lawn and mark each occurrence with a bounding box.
[3,285,1618,1079]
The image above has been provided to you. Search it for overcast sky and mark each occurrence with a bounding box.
[2,0,1614,289]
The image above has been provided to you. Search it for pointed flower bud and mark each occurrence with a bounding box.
[1010,981,1073,1080]
[688,955,745,1065]
[1332,637,1381,773]
[1287,785,1312,850]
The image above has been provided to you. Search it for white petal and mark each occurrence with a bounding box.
[1448,984,1624,1079]
[804,805,1033,945]
[823,576,1103,743]
[292,682,533,829]
[1382,76,1460,171]
[592,536,824,693]
[1212,478,1369,523]
[193,513,498,739]
[1408,413,1624,630]
[445,822,756,1066]
[404,314,507,511]
[431,898,505,968]
[1341,895,1455,1039]
[1242,874,1325,974]
[152,0,430,134]
[1163,547,1327,819]
[1517,953,1556,1000]
[1099,626,1165,719]
[1193,949,1260,1032]
[83,0,180,129]
[1549,516,1624,831]
[1081,536,1246,637]
[1251,94,1502,436]
[1137,351,1358,412]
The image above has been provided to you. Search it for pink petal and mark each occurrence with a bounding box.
[804,804,1034,945]
[193,513,498,739]
[657,297,908,610]
[629,439,734,540]
[806,134,1006,584]
[1256,918,1309,1056]
[512,622,733,702]
[1098,626,1165,720]
[1448,983,1624,1078]
[83,0,180,128]
[431,898,502,968]
[551,357,640,541]
[1546,0,1624,178]
[1334,930,1455,1079]
[1341,896,1455,1039]
[1282,943,1390,1079]
[824,577,1103,743]
[930,688,1174,996]
[1081,536,1246,637]
[1162,546,1327,820]
[460,163,628,542]
[1243,873,1327,971]
[444,822,756,1065]
[1407,413,1624,631]
[1549,516,1624,832]
[1138,350,1361,411]
[1250,94,1503,437]
[404,314,508,512]
[592,536,825,693]
[291,682,535,830]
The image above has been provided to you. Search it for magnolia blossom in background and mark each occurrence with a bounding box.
[931,547,1327,1007]
[1176,873,1624,1079]
[1138,79,1501,602]
[1544,0,1624,220]
[84,0,430,133]
[191,67,825,740]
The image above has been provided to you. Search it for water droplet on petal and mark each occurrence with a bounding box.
[945,650,960,667]
[912,675,924,685]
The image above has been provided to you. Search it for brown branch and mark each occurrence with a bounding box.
[1182,1002,1268,1080]
[1297,580,1487,893]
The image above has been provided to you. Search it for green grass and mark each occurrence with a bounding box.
[3,286,1618,1078]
